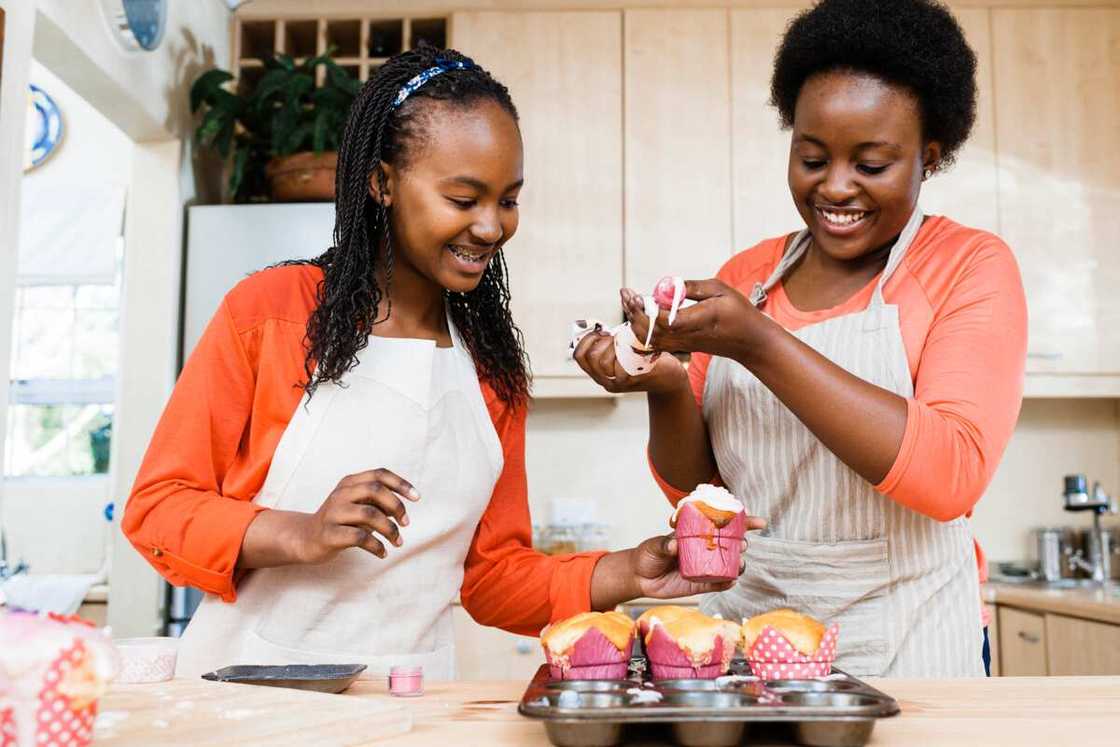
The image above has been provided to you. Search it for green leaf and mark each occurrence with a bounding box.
[214,119,235,158]
[190,69,234,112]
[229,146,250,199]
[250,68,293,104]
[196,108,228,146]
[283,122,313,154]
[312,110,329,153]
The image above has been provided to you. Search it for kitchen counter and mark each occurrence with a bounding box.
[95,674,1120,746]
[986,580,1120,625]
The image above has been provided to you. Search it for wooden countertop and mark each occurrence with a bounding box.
[95,675,1120,746]
[986,581,1120,625]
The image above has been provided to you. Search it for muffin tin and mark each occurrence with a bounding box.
[518,658,898,747]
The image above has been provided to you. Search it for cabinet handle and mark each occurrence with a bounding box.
[1027,352,1062,360]
[1017,631,1041,644]
[516,641,534,655]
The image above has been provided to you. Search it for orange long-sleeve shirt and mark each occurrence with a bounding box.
[122,264,605,637]
[652,216,1028,587]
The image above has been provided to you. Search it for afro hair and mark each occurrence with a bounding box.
[770,0,977,168]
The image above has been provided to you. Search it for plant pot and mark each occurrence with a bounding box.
[265,151,337,202]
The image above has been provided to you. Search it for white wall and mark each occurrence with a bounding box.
[527,397,1120,572]
[0,0,232,636]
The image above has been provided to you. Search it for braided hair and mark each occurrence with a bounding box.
[294,46,530,406]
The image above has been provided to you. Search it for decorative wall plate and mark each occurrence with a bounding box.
[24,84,63,172]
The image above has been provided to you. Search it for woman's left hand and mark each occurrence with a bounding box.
[622,280,774,362]
[630,520,766,599]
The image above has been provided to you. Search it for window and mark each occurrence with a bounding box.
[5,278,120,477]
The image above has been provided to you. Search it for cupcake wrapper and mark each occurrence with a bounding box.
[747,623,840,681]
[674,503,746,582]
[544,627,632,681]
[646,627,736,680]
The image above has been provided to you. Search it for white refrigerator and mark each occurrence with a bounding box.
[169,203,335,634]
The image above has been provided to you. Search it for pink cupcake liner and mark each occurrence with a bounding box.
[747,623,840,681]
[675,503,746,582]
[544,627,632,681]
[646,627,736,680]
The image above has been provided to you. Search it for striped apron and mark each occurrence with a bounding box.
[700,209,984,677]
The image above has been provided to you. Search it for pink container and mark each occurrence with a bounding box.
[675,502,746,583]
[388,665,423,697]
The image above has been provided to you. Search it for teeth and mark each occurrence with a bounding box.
[819,209,867,226]
[448,244,488,262]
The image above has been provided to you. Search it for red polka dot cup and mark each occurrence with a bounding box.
[746,624,840,680]
[0,611,118,747]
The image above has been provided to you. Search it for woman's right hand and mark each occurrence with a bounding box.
[295,468,420,564]
[572,328,688,395]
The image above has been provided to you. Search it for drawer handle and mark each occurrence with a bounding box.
[1027,352,1062,360]
[515,642,534,655]
[1017,631,1041,644]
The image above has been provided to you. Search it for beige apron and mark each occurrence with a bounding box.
[175,317,503,680]
[702,209,983,677]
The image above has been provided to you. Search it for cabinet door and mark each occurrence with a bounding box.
[1044,613,1120,676]
[452,605,542,681]
[917,9,1000,235]
[729,8,803,248]
[983,603,1001,677]
[997,606,1048,676]
[624,9,732,290]
[993,9,1120,375]
[451,12,623,381]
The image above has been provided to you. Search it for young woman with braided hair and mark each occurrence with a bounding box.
[125,47,760,678]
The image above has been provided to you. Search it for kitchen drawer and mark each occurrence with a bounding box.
[1045,613,1120,676]
[452,605,541,681]
[998,607,1048,676]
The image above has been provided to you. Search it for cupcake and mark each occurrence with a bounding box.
[638,607,740,680]
[0,610,118,747]
[670,484,747,582]
[541,611,635,680]
[741,609,839,679]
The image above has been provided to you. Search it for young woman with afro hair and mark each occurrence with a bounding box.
[124,46,762,679]
[576,0,1026,677]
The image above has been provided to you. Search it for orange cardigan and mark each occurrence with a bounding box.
[652,216,1029,585]
[122,264,605,637]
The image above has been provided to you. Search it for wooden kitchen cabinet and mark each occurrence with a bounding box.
[1044,613,1120,676]
[997,606,1048,676]
[992,9,1120,383]
[452,604,542,681]
[452,11,624,393]
[624,9,733,290]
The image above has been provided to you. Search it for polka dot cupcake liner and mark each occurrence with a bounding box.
[746,623,840,681]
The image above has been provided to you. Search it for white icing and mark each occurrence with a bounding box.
[642,295,659,349]
[626,688,663,704]
[671,484,744,523]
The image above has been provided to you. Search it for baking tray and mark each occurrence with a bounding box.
[518,658,898,747]
[200,663,367,693]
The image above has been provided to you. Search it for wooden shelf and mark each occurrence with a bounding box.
[231,15,447,84]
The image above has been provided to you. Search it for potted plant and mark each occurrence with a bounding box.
[189,51,360,202]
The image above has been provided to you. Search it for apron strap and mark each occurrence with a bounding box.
[750,207,925,321]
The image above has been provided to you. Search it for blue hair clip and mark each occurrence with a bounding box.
[391,59,472,109]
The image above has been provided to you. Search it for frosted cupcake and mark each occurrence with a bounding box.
[541,612,635,680]
[670,484,747,582]
[638,606,740,680]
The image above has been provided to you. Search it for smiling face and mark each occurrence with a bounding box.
[788,70,940,262]
[375,99,524,294]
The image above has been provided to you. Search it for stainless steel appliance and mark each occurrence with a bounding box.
[1060,474,1118,584]
[1034,527,1080,582]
